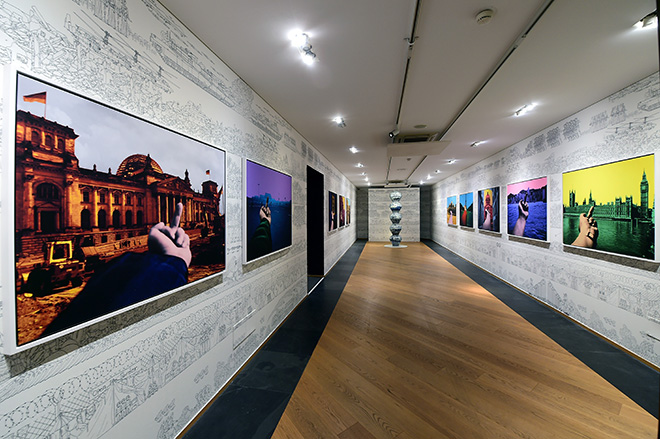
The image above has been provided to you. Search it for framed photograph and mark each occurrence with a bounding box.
[507,177,547,241]
[459,192,474,227]
[5,71,226,353]
[339,195,346,227]
[477,187,500,232]
[563,154,654,260]
[447,195,457,225]
[329,191,337,231]
[243,159,292,263]
[346,198,351,226]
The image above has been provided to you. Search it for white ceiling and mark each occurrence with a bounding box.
[158,0,659,188]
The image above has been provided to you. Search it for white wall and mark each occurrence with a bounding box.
[368,188,420,242]
[431,72,660,367]
[0,1,356,437]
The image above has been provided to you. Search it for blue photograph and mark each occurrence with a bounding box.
[507,177,547,241]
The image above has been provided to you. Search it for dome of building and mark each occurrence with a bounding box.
[116,154,163,177]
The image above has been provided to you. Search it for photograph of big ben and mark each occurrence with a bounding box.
[10,72,226,349]
[563,154,655,260]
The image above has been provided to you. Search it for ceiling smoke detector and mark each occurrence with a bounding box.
[476,9,495,25]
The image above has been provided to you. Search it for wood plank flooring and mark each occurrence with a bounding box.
[272,242,657,439]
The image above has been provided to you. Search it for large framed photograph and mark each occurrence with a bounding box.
[244,159,292,263]
[507,177,547,241]
[346,198,351,226]
[447,195,457,225]
[5,71,226,353]
[459,192,473,228]
[563,155,654,260]
[329,191,337,231]
[478,187,500,232]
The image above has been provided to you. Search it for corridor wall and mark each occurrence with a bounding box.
[0,0,355,437]
[431,72,660,367]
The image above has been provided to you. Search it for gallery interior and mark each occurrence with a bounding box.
[1,0,660,438]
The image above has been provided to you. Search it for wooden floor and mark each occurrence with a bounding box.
[272,242,657,439]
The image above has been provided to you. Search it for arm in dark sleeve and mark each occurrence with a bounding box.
[247,218,272,261]
[42,252,188,337]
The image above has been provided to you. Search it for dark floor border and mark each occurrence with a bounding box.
[423,239,660,419]
[180,240,367,439]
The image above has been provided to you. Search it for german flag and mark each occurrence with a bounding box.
[23,91,46,104]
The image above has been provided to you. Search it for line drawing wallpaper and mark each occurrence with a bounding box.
[432,72,660,367]
[0,1,356,437]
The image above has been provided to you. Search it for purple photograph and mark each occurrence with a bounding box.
[245,160,292,262]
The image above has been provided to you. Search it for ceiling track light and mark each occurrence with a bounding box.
[471,141,483,148]
[447,159,456,165]
[349,146,358,154]
[356,163,364,168]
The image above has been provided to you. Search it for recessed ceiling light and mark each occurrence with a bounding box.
[426,174,431,180]
[448,159,456,165]
[434,169,441,174]
[471,141,484,148]
[514,103,537,117]
[364,177,369,182]
[367,182,371,186]
[349,146,358,153]
[419,180,424,185]
[360,172,366,176]
[356,163,364,168]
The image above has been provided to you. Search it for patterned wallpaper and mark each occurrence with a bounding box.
[368,188,420,243]
[0,0,355,437]
[430,72,660,367]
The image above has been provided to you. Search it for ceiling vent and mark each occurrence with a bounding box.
[385,181,410,188]
[392,132,439,143]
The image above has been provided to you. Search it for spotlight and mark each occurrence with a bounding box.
[388,128,400,139]
[514,103,537,117]
[350,146,359,154]
[301,49,316,65]
[635,11,658,29]
[333,116,346,128]
[289,30,317,65]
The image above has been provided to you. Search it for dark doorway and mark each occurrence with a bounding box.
[307,166,324,277]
